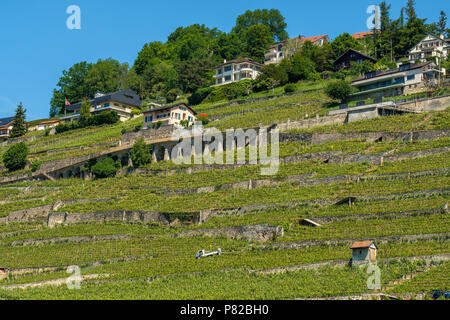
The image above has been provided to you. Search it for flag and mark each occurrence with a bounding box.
[65,98,71,106]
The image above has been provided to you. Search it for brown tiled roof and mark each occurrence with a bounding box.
[303,35,328,43]
[352,31,375,39]
[351,241,375,249]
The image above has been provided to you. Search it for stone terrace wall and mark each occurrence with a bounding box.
[121,125,178,145]
[397,94,450,112]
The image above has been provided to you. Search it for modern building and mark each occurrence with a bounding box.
[213,59,263,86]
[351,61,443,100]
[143,103,197,128]
[409,34,450,63]
[351,241,378,263]
[0,117,14,139]
[61,89,141,122]
[264,35,330,65]
[334,49,377,71]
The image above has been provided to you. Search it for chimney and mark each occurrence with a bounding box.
[224,59,227,63]
[439,34,444,40]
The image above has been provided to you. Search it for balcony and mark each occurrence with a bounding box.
[353,77,405,95]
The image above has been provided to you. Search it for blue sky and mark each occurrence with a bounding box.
[0,0,447,120]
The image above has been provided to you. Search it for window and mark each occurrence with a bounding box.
[145,115,153,122]
[224,75,232,81]
[407,75,415,81]
[104,103,110,108]
[224,66,232,72]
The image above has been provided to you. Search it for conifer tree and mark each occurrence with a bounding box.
[10,102,28,138]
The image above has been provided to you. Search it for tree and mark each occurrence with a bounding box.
[175,58,215,93]
[325,80,352,103]
[91,157,119,179]
[10,102,27,138]
[215,33,242,61]
[437,11,447,35]
[331,33,362,59]
[284,52,318,82]
[241,24,274,62]
[3,142,28,172]
[232,9,288,42]
[257,64,288,86]
[78,98,92,126]
[84,58,129,95]
[166,89,181,103]
[130,138,152,168]
[406,0,417,23]
[50,62,91,116]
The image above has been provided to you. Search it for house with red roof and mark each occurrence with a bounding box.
[264,35,330,65]
[351,241,378,263]
[352,31,376,40]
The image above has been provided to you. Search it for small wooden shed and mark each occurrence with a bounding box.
[351,241,378,263]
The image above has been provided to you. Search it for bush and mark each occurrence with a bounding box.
[130,138,152,168]
[91,157,119,179]
[166,89,181,103]
[197,115,210,125]
[89,111,120,126]
[3,142,28,172]
[284,83,297,93]
[325,80,353,103]
[31,161,42,173]
[134,123,143,132]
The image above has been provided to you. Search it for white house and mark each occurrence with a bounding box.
[213,58,263,86]
[143,103,197,128]
[351,61,443,100]
[409,34,450,63]
[0,117,14,139]
[264,35,330,65]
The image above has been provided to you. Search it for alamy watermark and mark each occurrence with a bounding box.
[66,5,81,30]
[362,263,381,290]
[170,123,280,176]
[66,265,82,290]
[367,5,381,30]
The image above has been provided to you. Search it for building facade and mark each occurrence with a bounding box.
[0,117,14,139]
[409,34,450,63]
[143,103,197,128]
[351,241,378,263]
[264,35,330,65]
[351,61,443,100]
[213,59,263,86]
[61,89,141,122]
[334,49,377,71]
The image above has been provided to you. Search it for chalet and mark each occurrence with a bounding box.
[334,49,377,71]
[351,241,378,263]
[143,103,197,128]
[351,61,443,100]
[0,117,14,139]
[264,35,330,65]
[61,89,141,122]
[213,59,263,86]
[409,34,450,63]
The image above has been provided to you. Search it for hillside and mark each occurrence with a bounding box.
[0,88,449,300]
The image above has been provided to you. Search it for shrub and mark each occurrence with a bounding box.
[89,111,119,126]
[325,79,353,103]
[3,142,28,172]
[284,83,297,93]
[130,138,152,168]
[197,115,210,125]
[134,123,143,132]
[31,161,42,173]
[91,157,118,179]
[166,89,181,103]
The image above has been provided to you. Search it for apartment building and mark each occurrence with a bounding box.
[143,103,197,128]
[213,59,263,86]
[409,34,450,63]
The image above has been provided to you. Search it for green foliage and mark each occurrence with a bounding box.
[91,157,119,179]
[331,33,362,58]
[188,87,213,106]
[30,161,42,173]
[55,111,119,134]
[9,103,28,138]
[2,142,28,172]
[78,99,92,127]
[166,89,181,103]
[241,24,274,62]
[325,80,352,102]
[134,124,143,132]
[232,9,288,42]
[130,138,152,168]
[284,83,296,93]
[285,52,319,82]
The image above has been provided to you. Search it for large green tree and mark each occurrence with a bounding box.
[241,24,274,62]
[10,102,28,138]
[232,9,288,42]
[331,33,362,59]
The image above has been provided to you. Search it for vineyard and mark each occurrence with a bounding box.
[0,89,448,300]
